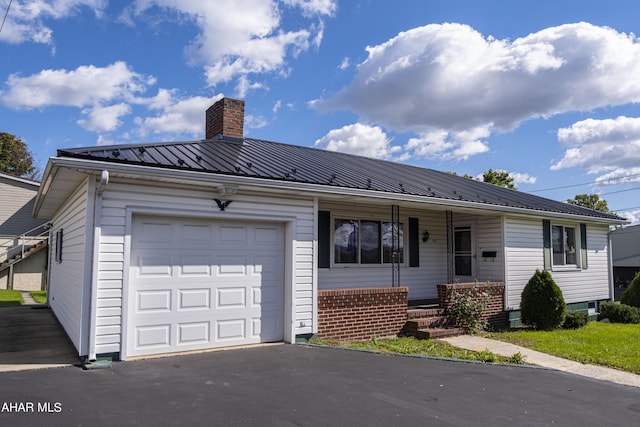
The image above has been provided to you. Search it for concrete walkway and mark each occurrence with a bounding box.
[20,291,37,304]
[442,335,640,389]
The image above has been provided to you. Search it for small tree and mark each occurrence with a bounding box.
[520,270,566,330]
[567,194,610,213]
[0,132,37,178]
[482,169,517,190]
[621,272,640,308]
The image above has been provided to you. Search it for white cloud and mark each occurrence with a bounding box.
[339,57,350,70]
[315,22,640,161]
[314,123,399,159]
[0,0,106,45]
[594,168,640,186]
[616,209,640,225]
[510,172,537,185]
[136,92,221,137]
[282,0,337,17]
[77,103,131,132]
[1,61,154,109]
[552,116,640,181]
[404,126,490,161]
[130,0,336,94]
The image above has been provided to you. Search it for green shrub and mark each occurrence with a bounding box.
[620,272,640,308]
[598,302,640,324]
[520,269,566,330]
[562,311,588,329]
[446,285,489,332]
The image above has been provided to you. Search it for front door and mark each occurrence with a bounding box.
[454,226,475,281]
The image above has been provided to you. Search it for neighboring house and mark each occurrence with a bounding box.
[0,173,49,291]
[33,98,627,362]
[611,224,640,287]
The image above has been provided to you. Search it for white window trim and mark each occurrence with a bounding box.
[551,223,581,271]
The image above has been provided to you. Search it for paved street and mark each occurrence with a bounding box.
[1,344,638,426]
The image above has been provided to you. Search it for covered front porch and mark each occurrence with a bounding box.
[317,197,506,302]
[314,282,507,342]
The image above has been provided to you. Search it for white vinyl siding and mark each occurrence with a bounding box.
[504,217,610,309]
[95,181,314,355]
[318,202,447,300]
[476,216,504,282]
[452,213,505,283]
[0,176,47,238]
[47,178,90,355]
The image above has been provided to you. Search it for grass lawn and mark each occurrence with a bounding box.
[30,291,47,304]
[487,322,640,374]
[0,289,23,306]
[310,336,526,365]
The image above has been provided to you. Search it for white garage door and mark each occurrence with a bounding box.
[127,215,285,357]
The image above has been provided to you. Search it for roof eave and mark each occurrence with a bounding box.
[47,157,628,225]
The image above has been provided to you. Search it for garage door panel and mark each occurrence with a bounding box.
[137,255,173,277]
[180,224,213,247]
[218,255,248,276]
[177,322,210,345]
[136,324,171,349]
[136,221,176,245]
[178,254,213,276]
[128,216,285,357]
[216,319,246,341]
[137,290,171,313]
[219,225,247,244]
[178,289,211,310]
[216,287,246,308]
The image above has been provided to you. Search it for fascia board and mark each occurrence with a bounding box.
[50,156,629,226]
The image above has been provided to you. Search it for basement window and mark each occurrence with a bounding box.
[334,219,403,265]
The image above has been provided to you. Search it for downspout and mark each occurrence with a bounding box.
[88,170,109,361]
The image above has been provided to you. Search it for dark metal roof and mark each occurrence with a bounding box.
[58,136,624,221]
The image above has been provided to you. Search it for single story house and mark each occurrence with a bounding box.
[33,98,627,362]
[611,224,640,288]
[1,172,49,291]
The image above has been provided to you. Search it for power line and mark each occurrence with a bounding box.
[530,172,640,193]
[601,187,640,196]
[0,0,12,34]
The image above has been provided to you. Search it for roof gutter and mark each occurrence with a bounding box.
[33,159,59,218]
[47,156,629,226]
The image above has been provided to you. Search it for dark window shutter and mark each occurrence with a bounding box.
[580,223,588,269]
[543,219,551,270]
[409,217,419,267]
[318,211,330,268]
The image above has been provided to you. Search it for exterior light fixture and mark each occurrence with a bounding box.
[218,185,237,196]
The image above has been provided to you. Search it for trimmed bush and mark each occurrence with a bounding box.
[520,270,566,330]
[620,272,640,308]
[599,302,640,324]
[562,311,588,329]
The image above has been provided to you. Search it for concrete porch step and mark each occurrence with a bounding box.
[412,327,468,339]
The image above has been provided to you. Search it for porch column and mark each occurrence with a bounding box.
[446,210,454,283]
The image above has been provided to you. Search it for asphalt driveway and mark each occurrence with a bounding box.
[0,305,78,371]
[1,344,639,426]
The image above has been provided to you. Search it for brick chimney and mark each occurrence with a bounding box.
[205,98,245,140]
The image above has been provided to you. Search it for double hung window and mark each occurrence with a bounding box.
[552,225,577,266]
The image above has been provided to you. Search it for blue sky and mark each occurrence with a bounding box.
[2,0,640,223]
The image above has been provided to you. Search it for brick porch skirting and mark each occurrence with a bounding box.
[437,282,507,330]
[317,287,409,341]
